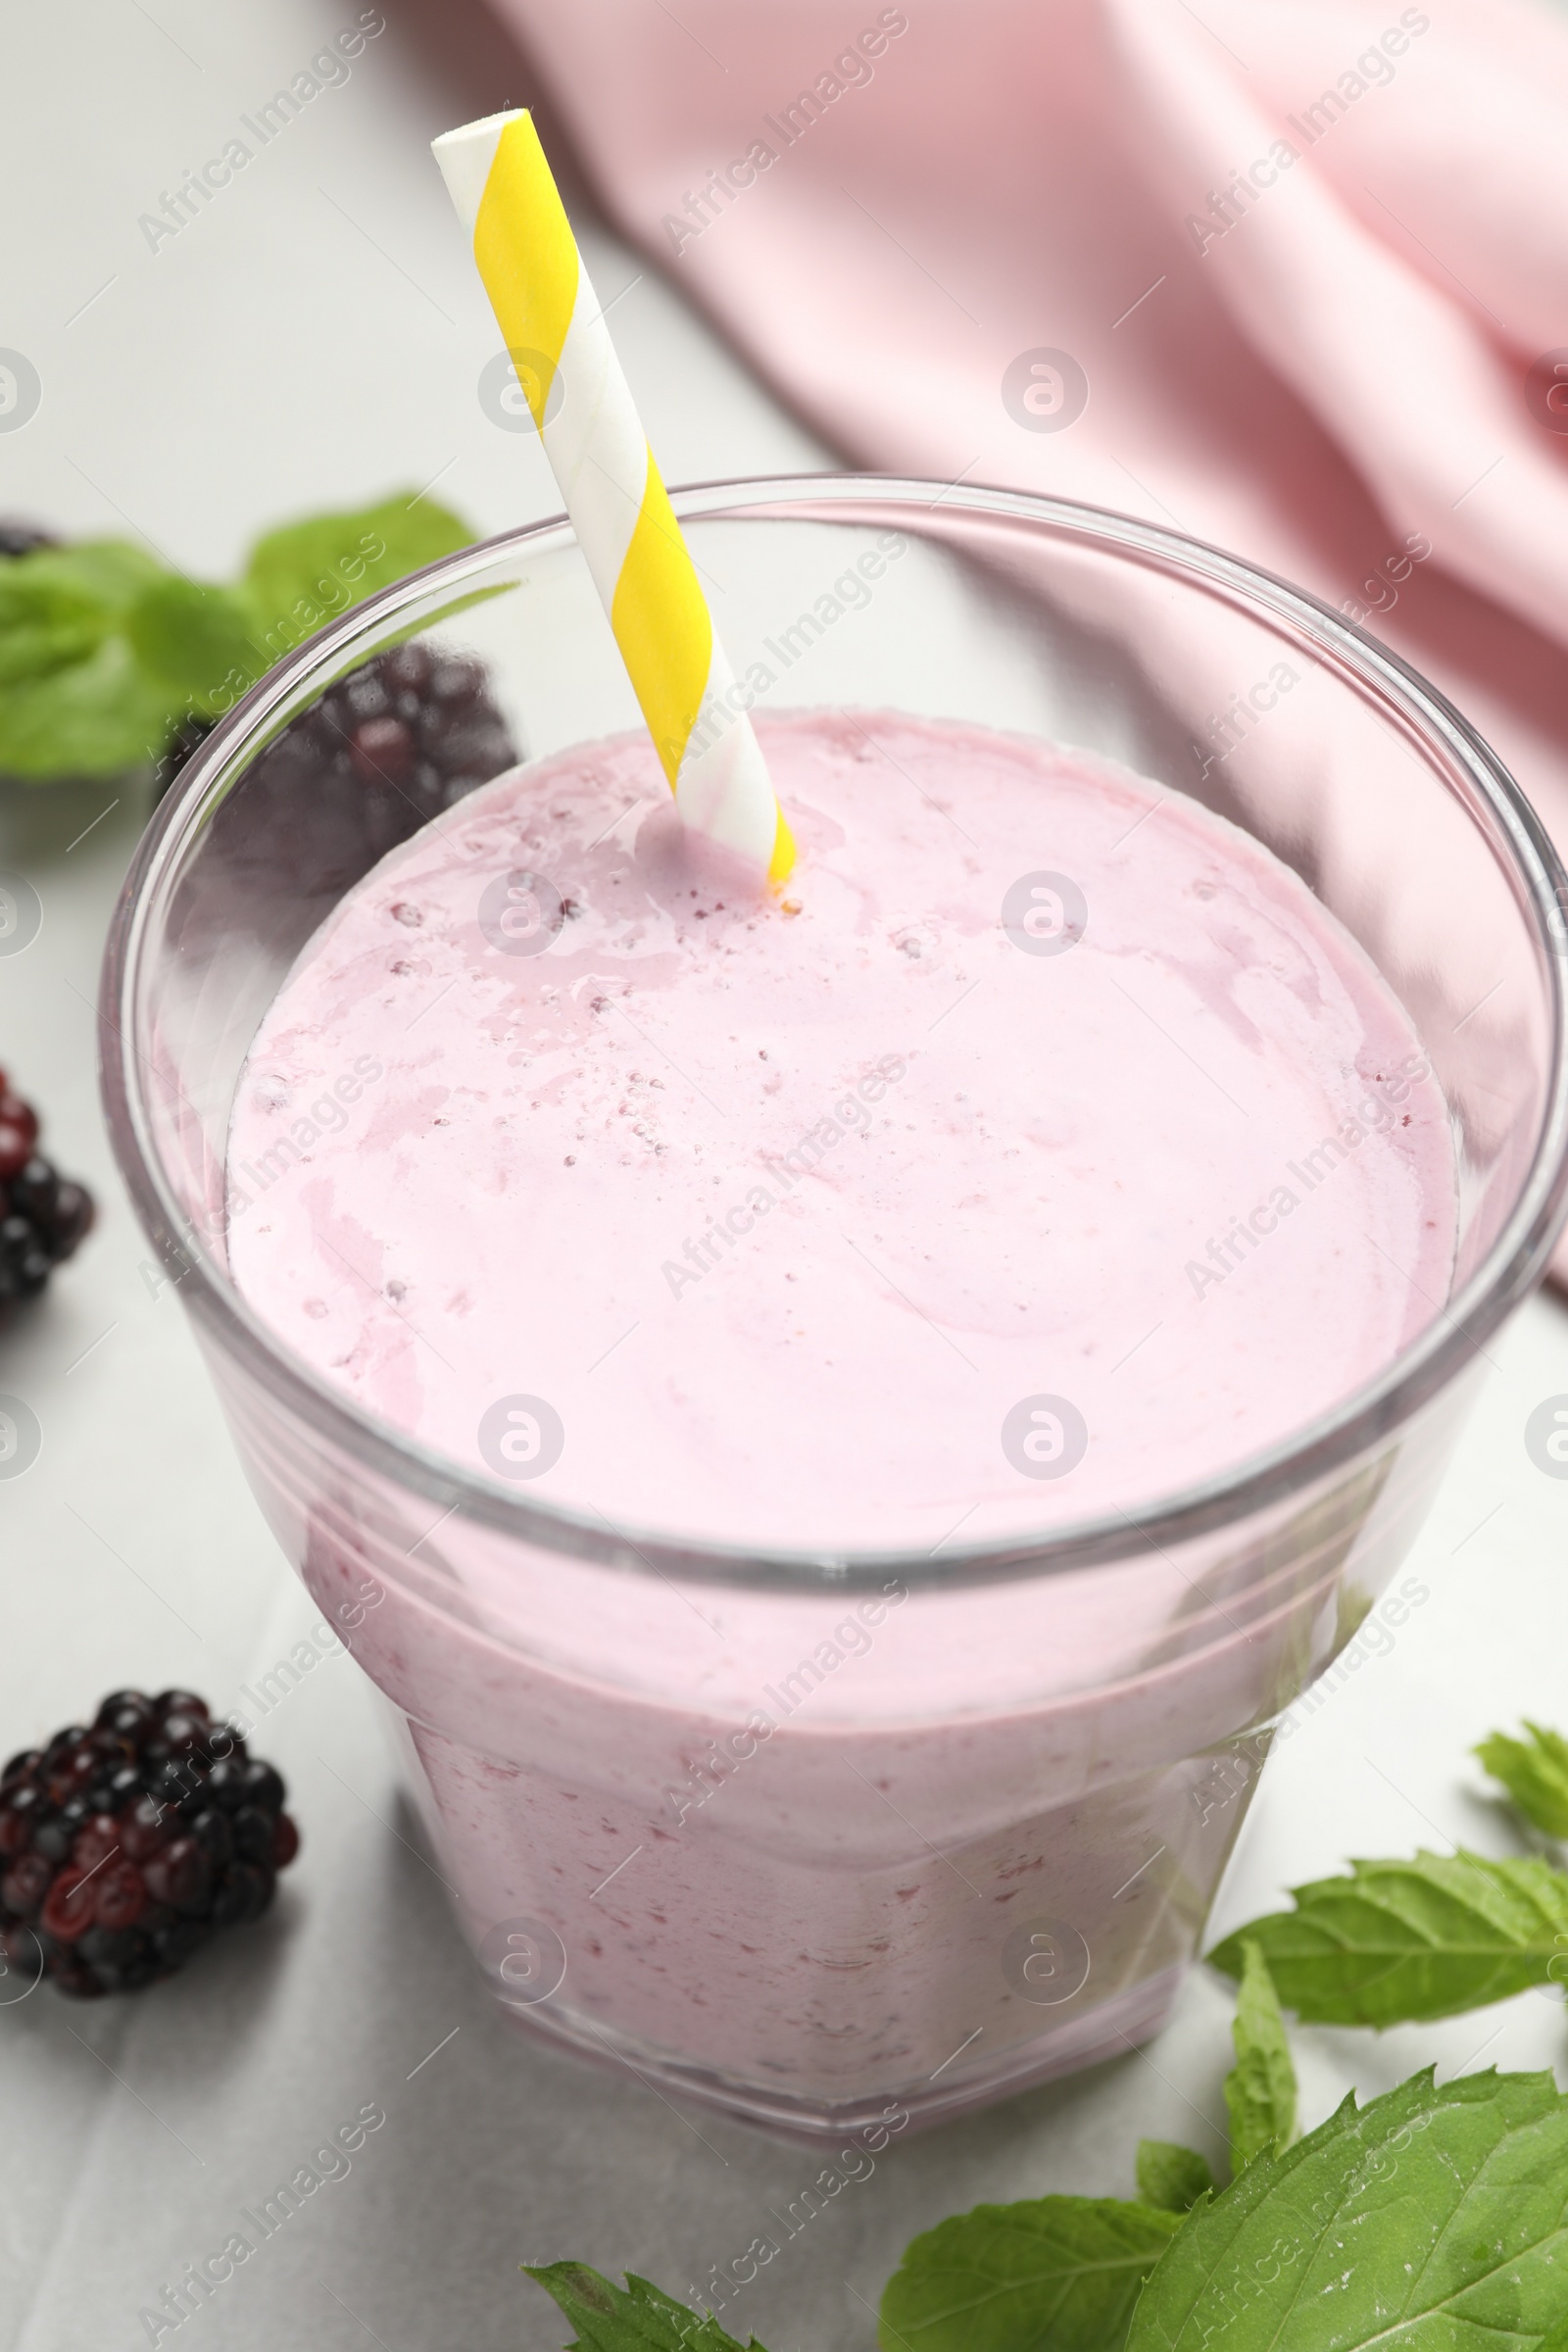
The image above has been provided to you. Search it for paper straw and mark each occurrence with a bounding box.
[433,110,795,884]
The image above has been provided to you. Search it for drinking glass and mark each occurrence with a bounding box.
[101,477,1568,2135]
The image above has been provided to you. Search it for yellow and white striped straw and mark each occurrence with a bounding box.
[433,110,795,884]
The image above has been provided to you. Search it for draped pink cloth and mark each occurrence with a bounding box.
[485,0,1568,1274]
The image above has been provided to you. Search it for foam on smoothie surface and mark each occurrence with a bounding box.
[225,710,1457,1549]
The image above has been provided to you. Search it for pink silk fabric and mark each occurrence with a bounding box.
[486,0,1568,1278]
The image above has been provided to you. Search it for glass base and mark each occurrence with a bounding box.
[492,1964,1185,2140]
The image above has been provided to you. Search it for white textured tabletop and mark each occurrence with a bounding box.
[3,4,1567,2350]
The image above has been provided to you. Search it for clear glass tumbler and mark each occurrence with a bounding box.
[101,477,1568,2137]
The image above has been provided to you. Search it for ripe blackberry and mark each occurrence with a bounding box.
[0,1079,94,1332]
[0,521,56,559]
[0,1689,298,1998]
[157,642,517,896]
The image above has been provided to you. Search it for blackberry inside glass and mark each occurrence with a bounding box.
[157,641,519,895]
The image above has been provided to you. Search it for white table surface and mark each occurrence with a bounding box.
[4,4,1568,2349]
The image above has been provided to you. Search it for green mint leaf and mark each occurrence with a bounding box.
[1135,2142,1215,2215]
[1207,1850,1568,2024]
[879,2195,1182,2352]
[0,560,114,686]
[126,577,264,714]
[522,2263,761,2352]
[31,538,170,613]
[0,636,178,780]
[240,492,473,662]
[1127,2066,1568,2352]
[0,538,171,686]
[1224,1939,1298,2171]
[1477,1723,1568,1840]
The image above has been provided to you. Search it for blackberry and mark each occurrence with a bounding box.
[0,520,56,559]
[202,1756,251,1811]
[29,1812,74,1866]
[213,1864,272,1927]
[0,1689,298,1998]
[0,1079,94,1333]
[90,1761,144,1815]
[152,1918,212,1969]
[230,1806,275,1866]
[96,1690,157,1743]
[0,1783,44,1854]
[237,1759,285,1815]
[146,1756,204,1813]
[157,641,517,897]
[153,1689,211,1718]
[78,1927,160,1993]
[188,1807,234,1867]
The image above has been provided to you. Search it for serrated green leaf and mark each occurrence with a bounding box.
[240,492,474,659]
[1224,1940,1297,2171]
[126,576,264,712]
[0,562,112,685]
[1127,2066,1568,2352]
[1478,1724,1568,1840]
[0,497,479,783]
[0,636,178,779]
[1207,1850,1568,2025]
[1136,2142,1215,2215]
[523,2263,761,2352]
[0,539,170,690]
[880,2195,1182,2352]
[34,538,170,613]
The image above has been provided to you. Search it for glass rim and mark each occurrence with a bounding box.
[100,470,1568,1592]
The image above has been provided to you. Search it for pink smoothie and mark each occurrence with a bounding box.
[226,710,1455,1551]
[223,709,1458,2126]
